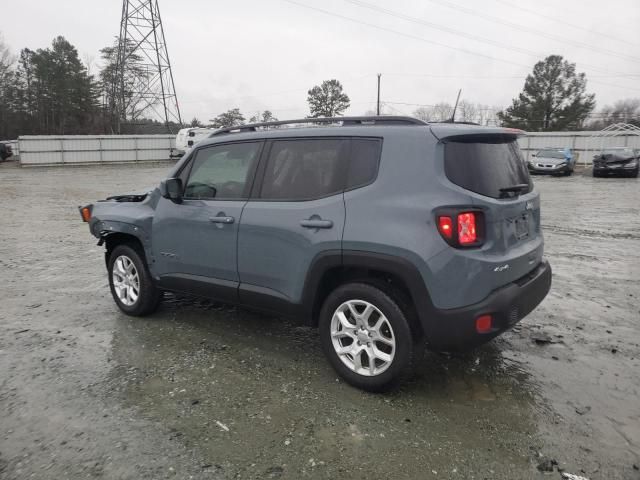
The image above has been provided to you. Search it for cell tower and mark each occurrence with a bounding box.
[113,0,182,132]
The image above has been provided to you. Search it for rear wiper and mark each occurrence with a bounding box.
[499,184,529,198]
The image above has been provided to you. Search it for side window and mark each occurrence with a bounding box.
[260,139,348,200]
[183,142,261,200]
[347,138,382,189]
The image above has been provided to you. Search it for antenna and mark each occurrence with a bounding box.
[450,88,462,122]
[113,0,182,133]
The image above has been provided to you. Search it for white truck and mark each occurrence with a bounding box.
[174,127,216,156]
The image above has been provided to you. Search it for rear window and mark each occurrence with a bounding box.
[444,137,532,199]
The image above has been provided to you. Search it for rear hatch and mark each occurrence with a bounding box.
[439,130,543,290]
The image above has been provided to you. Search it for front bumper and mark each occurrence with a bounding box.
[528,163,571,174]
[426,260,552,352]
[593,163,638,174]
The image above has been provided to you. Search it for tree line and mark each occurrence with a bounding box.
[0,34,182,139]
[1,34,637,138]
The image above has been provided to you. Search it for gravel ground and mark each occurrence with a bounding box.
[0,161,639,480]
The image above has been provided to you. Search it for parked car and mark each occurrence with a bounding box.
[592,147,639,178]
[80,116,552,391]
[0,142,13,161]
[174,127,215,156]
[527,147,575,176]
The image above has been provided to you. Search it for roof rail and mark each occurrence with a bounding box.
[210,116,427,136]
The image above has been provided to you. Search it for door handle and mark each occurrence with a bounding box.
[209,215,235,224]
[300,219,333,229]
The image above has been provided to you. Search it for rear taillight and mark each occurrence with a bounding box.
[437,216,453,240]
[457,212,477,245]
[436,210,483,248]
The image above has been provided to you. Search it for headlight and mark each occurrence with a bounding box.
[624,160,638,168]
[556,162,567,167]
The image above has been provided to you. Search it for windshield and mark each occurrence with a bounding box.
[445,137,532,199]
[537,150,565,159]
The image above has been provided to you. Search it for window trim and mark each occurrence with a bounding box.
[250,136,383,203]
[179,140,265,202]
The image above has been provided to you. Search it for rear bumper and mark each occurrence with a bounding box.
[425,260,552,352]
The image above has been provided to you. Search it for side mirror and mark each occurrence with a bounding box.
[160,178,183,203]
[531,154,536,158]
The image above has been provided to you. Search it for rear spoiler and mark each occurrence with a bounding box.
[429,125,526,142]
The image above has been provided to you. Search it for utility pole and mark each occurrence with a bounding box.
[376,73,381,116]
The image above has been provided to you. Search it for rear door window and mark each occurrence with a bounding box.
[444,137,532,199]
[259,139,349,200]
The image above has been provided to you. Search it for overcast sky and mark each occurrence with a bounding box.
[2,0,640,122]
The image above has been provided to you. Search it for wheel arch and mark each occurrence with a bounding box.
[99,228,149,268]
[302,250,435,338]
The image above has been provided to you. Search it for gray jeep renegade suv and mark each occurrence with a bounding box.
[81,116,551,391]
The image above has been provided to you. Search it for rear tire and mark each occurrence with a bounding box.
[107,244,161,316]
[318,282,418,392]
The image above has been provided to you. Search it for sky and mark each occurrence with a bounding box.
[1,0,640,123]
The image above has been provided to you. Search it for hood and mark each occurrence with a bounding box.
[594,154,635,164]
[104,187,154,202]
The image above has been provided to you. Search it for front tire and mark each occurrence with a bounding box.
[318,282,418,392]
[108,244,161,316]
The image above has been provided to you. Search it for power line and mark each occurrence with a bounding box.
[425,0,640,64]
[491,0,640,49]
[382,72,640,79]
[344,0,640,75]
[283,0,640,93]
[282,0,531,68]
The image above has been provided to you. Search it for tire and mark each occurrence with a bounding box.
[107,244,161,316]
[318,282,419,392]
[593,170,600,177]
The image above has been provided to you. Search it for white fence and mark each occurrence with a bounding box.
[18,135,178,166]
[518,131,640,164]
[14,130,640,167]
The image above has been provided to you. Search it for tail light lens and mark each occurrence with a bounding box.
[436,210,483,248]
[457,212,477,245]
[437,216,453,240]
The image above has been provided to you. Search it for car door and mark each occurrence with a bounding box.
[237,138,348,307]
[152,140,263,302]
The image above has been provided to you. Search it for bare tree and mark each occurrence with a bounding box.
[457,100,478,123]
[587,98,640,129]
[412,103,453,122]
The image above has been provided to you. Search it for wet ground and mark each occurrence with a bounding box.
[0,161,638,480]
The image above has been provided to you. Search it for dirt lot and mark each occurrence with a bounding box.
[1,161,639,480]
